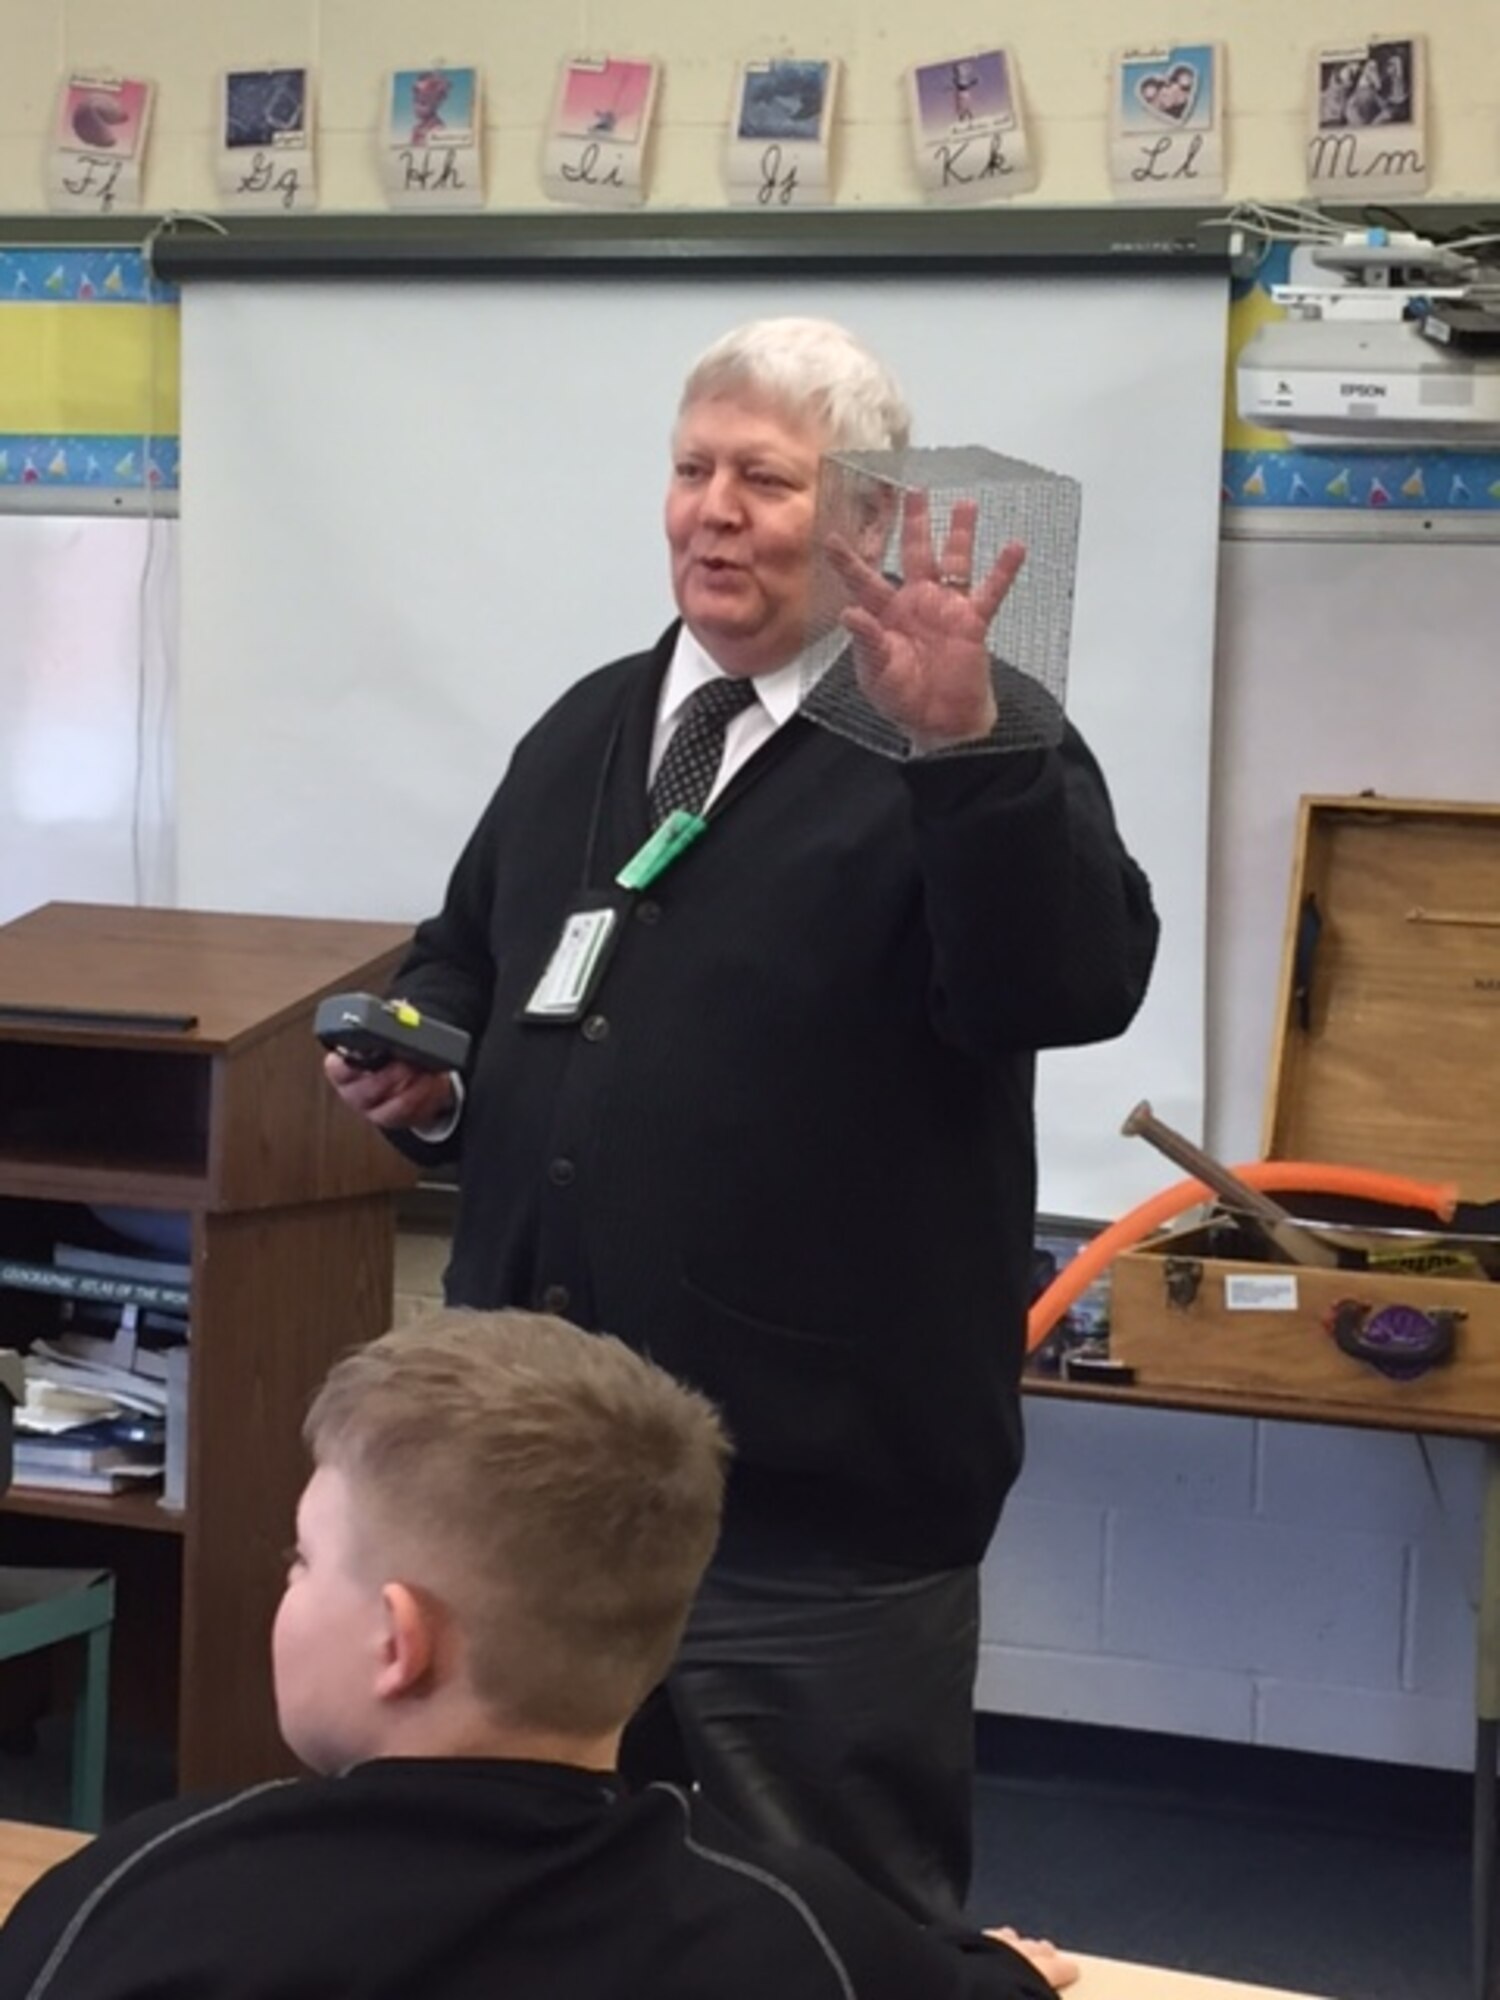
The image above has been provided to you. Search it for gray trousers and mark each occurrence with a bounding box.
[621,1559,981,1926]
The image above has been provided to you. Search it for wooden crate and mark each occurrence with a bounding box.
[1111,796,1500,1427]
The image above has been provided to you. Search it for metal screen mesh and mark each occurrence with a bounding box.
[800,445,1082,758]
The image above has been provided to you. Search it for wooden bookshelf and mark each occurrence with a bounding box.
[0,1159,212,1208]
[1,1487,186,1535]
[0,903,417,1789]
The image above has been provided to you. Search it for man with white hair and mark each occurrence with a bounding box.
[327,316,1158,1925]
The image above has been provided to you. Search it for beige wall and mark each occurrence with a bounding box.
[0,0,1495,215]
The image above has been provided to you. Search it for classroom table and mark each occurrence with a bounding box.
[1071,1955,1332,1999]
[0,1816,1333,1997]
[1028,1375,1500,2000]
[0,1818,88,1921]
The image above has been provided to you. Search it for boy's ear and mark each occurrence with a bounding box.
[375,1581,438,1700]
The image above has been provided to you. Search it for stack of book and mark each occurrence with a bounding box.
[12,1399,167,1495]
[2,1238,190,1502]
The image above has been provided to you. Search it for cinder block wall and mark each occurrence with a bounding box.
[981,1400,1482,1768]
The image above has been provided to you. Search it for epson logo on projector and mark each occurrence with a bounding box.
[1339,382,1387,398]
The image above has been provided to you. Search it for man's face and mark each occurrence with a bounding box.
[271,1463,387,1774]
[665,391,828,678]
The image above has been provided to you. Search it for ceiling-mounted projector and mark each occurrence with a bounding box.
[1235,229,1500,449]
[1237,318,1500,448]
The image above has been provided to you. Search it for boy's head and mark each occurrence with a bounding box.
[271,1309,729,1775]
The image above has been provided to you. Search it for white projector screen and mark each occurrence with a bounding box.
[178,271,1226,1217]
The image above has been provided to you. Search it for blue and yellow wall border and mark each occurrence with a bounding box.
[0,249,178,493]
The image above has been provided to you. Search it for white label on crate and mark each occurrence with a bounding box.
[1225,1274,1299,1312]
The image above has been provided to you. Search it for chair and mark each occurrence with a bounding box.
[0,1356,115,1831]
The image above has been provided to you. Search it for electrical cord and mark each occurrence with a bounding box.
[128,213,227,902]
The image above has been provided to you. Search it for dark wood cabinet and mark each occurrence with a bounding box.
[0,903,415,1788]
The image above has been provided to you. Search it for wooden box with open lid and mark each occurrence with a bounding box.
[1109,795,1500,1427]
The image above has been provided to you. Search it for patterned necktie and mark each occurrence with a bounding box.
[649,676,759,828]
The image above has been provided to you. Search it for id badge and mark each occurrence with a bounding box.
[521,892,626,1023]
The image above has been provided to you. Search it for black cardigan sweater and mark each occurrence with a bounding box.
[391,629,1158,1570]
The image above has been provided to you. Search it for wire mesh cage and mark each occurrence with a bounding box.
[800,445,1082,758]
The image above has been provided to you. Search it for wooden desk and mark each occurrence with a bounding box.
[1073,1955,1331,1998]
[0,1819,88,1922]
[1073,1954,1332,1998]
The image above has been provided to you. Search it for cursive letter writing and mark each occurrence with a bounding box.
[1131,132,1203,183]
